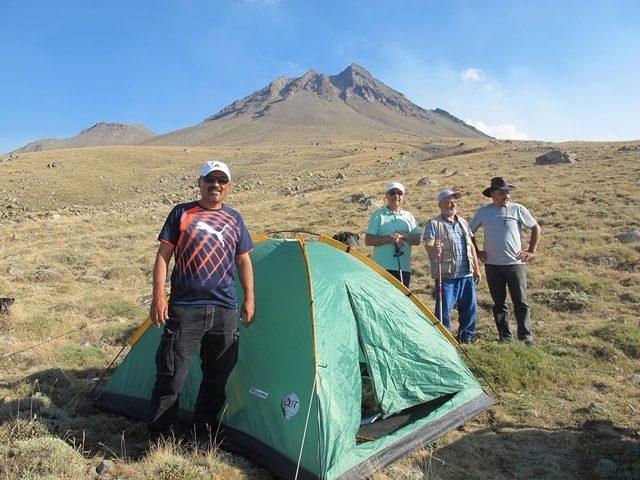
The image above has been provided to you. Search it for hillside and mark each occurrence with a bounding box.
[0,137,639,479]
[143,64,488,146]
[10,122,155,153]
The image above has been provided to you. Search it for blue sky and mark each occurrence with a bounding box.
[1,0,638,152]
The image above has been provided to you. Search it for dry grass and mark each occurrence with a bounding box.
[0,135,639,478]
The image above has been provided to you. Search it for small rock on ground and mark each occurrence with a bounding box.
[615,229,640,244]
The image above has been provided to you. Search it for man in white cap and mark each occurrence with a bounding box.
[365,182,421,287]
[424,190,481,343]
[148,160,255,437]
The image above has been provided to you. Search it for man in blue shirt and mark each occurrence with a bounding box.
[470,177,541,346]
[365,182,422,287]
[149,160,255,436]
[424,190,481,343]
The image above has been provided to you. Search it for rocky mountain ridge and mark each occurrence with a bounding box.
[11,122,155,154]
[12,64,488,152]
[205,64,485,136]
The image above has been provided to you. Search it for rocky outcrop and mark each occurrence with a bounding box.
[535,149,578,165]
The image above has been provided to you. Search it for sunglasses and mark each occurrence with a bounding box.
[201,175,229,185]
[387,190,404,196]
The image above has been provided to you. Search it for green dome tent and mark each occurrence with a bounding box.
[97,234,493,479]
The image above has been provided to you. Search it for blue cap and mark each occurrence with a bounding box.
[437,189,462,203]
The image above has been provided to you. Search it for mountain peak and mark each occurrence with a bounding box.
[11,122,155,153]
[199,64,487,139]
[80,122,128,134]
[345,63,371,76]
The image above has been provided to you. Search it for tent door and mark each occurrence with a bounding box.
[346,286,384,424]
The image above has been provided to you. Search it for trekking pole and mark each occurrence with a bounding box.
[394,243,404,286]
[437,246,444,322]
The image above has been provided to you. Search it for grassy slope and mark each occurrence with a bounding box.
[0,137,639,479]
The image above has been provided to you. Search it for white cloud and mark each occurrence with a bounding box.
[461,68,485,81]
[482,80,507,96]
[467,119,529,140]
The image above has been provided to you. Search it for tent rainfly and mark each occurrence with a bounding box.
[97,235,493,479]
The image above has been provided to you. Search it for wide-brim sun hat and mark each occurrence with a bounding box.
[482,176,515,197]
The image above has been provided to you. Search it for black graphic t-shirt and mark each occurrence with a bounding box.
[158,201,254,308]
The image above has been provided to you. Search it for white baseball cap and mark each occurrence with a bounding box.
[199,161,231,180]
[386,181,405,194]
[437,189,462,203]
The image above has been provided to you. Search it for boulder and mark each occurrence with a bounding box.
[0,297,15,315]
[588,402,606,415]
[349,193,371,204]
[96,459,114,474]
[417,177,438,186]
[615,229,640,244]
[535,150,578,165]
[595,257,618,267]
[365,198,384,211]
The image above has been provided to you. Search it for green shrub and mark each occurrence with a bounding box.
[107,301,140,319]
[0,436,87,480]
[531,289,592,312]
[619,291,640,303]
[0,418,51,444]
[57,345,108,368]
[591,324,640,358]
[56,250,95,269]
[466,344,551,392]
[138,452,209,480]
[101,322,138,345]
[545,273,610,295]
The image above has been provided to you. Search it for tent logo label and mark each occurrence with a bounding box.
[249,387,269,399]
[281,393,300,420]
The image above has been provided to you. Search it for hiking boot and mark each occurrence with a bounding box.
[523,338,535,347]
[499,336,513,344]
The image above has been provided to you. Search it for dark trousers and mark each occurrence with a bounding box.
[149,305,239,434]
[387,269,411,287]
[485,264,532,341]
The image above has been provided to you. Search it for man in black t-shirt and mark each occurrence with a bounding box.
[149,160,255,436]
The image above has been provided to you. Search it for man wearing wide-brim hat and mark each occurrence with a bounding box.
[470,177,541,346]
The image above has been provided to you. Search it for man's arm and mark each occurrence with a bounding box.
[403,232,421,246]
[471,236,486,263]
[151,242,174,327]
[235,252,255,327]
[423,221,439,253]
[470,241,482,284]
[365,234,392,246]
[516,224,541,262]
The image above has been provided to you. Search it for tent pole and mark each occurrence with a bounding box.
[294,376,318,480]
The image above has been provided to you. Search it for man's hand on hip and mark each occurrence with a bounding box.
[477,251,487,262]
[241,298,256,327]
[151,296,168,327]
[516,250,536,262]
